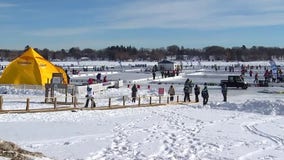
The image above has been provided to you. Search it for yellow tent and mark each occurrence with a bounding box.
[0,47,68,85]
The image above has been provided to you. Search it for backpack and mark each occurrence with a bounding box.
[202,88,208,97]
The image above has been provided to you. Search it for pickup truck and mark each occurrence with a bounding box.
[220,75,248,89]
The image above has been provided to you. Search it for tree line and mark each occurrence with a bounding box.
[1,45,284,62]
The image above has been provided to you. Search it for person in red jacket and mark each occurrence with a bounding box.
[103,76,107,82]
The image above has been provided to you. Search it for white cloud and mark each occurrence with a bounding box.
[9,0,284,40]
[101,0,284,30]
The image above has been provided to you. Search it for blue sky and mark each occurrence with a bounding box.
[1,0,284,50]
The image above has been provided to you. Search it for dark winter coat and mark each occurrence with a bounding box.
[184,80,192,93]
[221,84,227,94]
[194,85,200,95]
[131,85,138,97]
[201,87,209,98]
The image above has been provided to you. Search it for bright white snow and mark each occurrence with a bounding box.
[0,61,284,160]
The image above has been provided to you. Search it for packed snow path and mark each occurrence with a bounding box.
[1,101,282,159]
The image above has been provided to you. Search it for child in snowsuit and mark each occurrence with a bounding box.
[85,85,96,108]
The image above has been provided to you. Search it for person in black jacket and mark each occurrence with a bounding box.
[131,84,138,103]
[152,69,156,80]
[194,84,200,102]
[201,83,209,105]
[221,83,228,102]
[183,79,192,102]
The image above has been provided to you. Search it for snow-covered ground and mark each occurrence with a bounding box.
[0,61,284,160]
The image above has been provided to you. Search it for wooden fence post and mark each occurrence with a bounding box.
[65,85,68,103]
[0,96,3,111]
[91,100,95,108]
[138,97,141,106]
[108,98,111,108]
[26,98,30,111]
[54,98,57,109]
[73,96,77,108]
[159,96,161,104]
[177,95,179,103]
[167,97,169,104]
[71,89,75,103]
[123,96,125,106]
[44,85,49,103]
[51,86,54,102]
[149,96,152,105]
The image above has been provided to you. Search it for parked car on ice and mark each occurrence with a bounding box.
[220,75,248,89]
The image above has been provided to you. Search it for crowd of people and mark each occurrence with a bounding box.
[128,78,225,107]
[83,78,228,108]
[179,79,210,105]
[83,63,284,108]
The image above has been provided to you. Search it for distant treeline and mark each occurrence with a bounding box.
[1,45,284,62]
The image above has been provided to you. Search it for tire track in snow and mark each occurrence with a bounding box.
[244,125,284,145]
[242,117,284,145]
[239,116,284,159]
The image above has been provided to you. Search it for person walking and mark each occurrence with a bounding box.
[96,73,102,83]
[221,83,227,102]
[194,84,200,102]
[201,83,209,105]
[168,85,175,101]
[161,70,164,78]
[84,85,96,108]
[131,84,138,103]
[183,78,192,102]
[87,78,94,84]
[152,69,156,80]
[103,76,107,82]
[254,72,259,84]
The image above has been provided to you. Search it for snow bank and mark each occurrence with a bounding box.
[209,99,284,115]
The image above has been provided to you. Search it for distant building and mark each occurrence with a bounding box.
[158,60,181,71]
[80,57,91,61]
